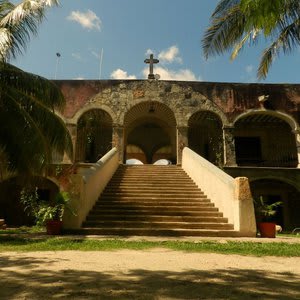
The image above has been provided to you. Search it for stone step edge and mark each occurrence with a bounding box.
[94,204,214,207]
[69,228,241,237]
[82,221,231,225]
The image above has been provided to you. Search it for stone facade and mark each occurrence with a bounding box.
[58,79,300,231]
[1,79,300,230]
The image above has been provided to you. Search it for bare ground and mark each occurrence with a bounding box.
[1,248,300,300]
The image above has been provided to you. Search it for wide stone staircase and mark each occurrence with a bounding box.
[81,165,236,236]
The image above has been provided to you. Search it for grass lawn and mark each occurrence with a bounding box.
[0,227,299,257]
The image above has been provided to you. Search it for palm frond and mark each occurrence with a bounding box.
[0,0,59,61]
[202,5,246,59]
[0,91,49,173]
[258,19,300,79]
[7,83,73,157]
[230,31,251,60]
[211,0,240,18]
[0,77,73,173]
[0,62,65,110]
[203,0,300,79]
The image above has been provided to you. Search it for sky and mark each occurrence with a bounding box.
[12,0,300,84]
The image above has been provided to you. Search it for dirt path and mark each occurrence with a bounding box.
[1,249,300,299]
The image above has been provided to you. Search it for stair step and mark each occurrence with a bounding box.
[98,195,210,202]
[94,203,215,208]
[95,200,212,206]
[86,215,226,222]
[82,221,233,230]
[107,185,199,189]
[103,185,201,189]
[73,228,239,237]
[88,209,219,216]
[101,192,205,198]
[109,179,195,184]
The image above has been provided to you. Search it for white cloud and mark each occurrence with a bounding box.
[71,53,82,60]
[73,76,85,80]
[91,50,101,59]
[246,65,254,74]
[67,10,101,31]
[158,46,182,64]
[143,66,197,81]
[145,49,155,56]
[110,68,136,80]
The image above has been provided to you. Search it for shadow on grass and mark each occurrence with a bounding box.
[0,255,299,299]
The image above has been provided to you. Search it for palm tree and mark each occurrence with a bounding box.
[202,0,300,79]
[0,0,72,176]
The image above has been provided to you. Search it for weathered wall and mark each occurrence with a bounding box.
[55,80,300,126]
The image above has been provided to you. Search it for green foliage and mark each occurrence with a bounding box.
[254,196,282,222]
[20,189,74,226]
[240,0,286,34]
[203,0,300,79]
[0,1,73,175]
[0,226,44,234]
[0,237,299,257]
[0,0,60,61]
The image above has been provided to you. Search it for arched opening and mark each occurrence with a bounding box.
[234,113,297,167]
[250,179,300,230]
[152,146,172,163]
[188,111,223,165]
[124,102,176,164]
[0,177,59,226]
[76,109,113,163]
[126,144,147,164]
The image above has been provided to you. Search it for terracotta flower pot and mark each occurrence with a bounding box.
[258,222,276,238]
[46,220,62,235]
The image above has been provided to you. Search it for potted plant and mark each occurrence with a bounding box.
[254,196,282,238]
[21,189,75,235]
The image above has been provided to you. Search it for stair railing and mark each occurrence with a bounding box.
[182,147,256,236]
[63,148,119,229]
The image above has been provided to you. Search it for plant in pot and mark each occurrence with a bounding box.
[21,189,75,235]
[254,196,282,238]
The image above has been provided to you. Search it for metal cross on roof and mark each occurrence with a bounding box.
[144,54,159,79]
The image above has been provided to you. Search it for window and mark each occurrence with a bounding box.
[235,137,262,165]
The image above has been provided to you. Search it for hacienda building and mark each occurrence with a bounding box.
[1,79,300,236]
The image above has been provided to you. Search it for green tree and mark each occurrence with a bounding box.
[0,0,72,176]
[202,0,300,79]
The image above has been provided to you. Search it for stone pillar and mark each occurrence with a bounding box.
[292,129,300,168]
[62,123,77,164]
[112,125,124,163]
[223,126,237,167]
[177,126,188,165]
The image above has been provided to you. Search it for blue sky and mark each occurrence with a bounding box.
[12,0,300,83]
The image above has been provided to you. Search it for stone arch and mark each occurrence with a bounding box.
[234,110,299,131]
[188,110,224,165]
[70,104,117,125]
[182,102,230,128]
[249,178,300,230]
[124,101,177,164]
[76,109,113,162]
[234,110,298,167]
[0,176,59,226]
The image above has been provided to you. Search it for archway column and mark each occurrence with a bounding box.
[223,125,237,167]
[112,125,124,163]
[292,129,300,168]
[62,123,77,163]
[177,126,188,165]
